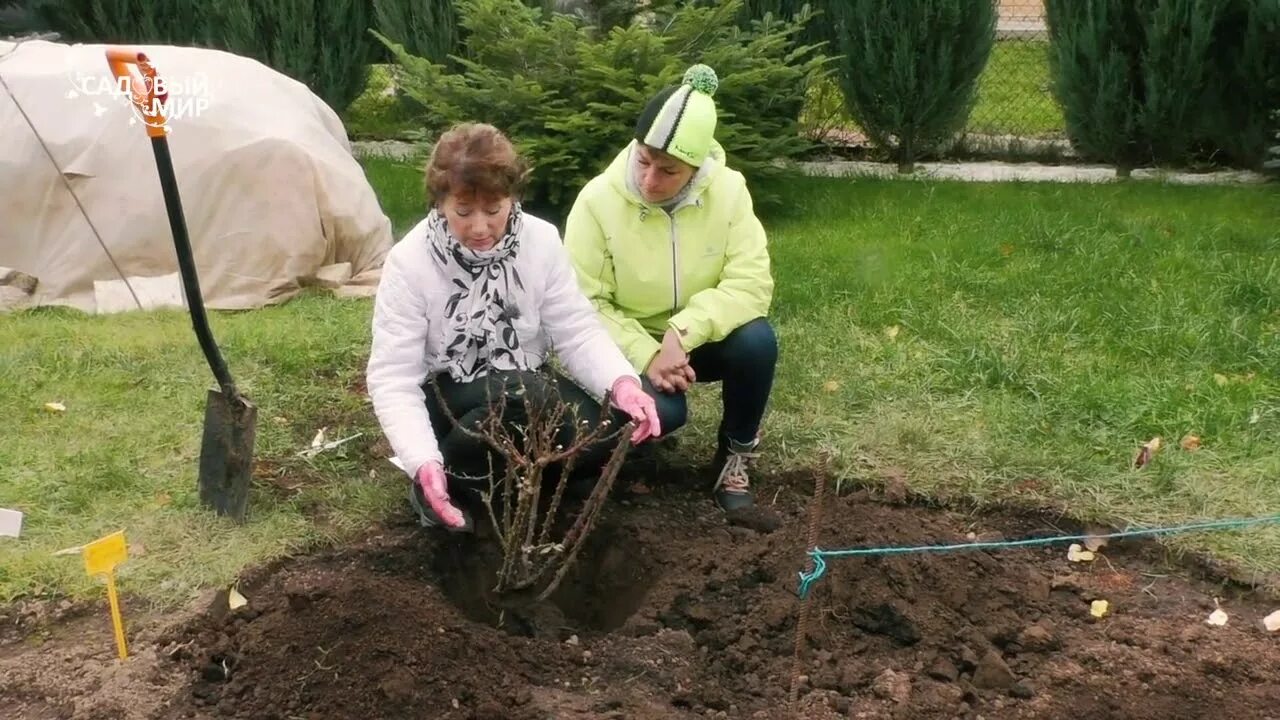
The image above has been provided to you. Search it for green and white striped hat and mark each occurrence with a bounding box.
[634,64,720,167]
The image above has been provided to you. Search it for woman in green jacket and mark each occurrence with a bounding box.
[564,64,777,511]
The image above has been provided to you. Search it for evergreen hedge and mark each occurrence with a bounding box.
[1198,0,1280,169]
[1046,0,1280,173]
[19,0,374,113]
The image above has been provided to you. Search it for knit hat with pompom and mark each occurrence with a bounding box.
[633,64,720,167]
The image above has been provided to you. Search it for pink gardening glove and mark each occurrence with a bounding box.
[416,461,465,529]
[611,376,661,444]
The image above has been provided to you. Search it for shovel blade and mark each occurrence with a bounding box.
[197,388,258,523]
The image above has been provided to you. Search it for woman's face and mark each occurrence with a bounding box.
[635,144,695,204]
[440,192,512,252]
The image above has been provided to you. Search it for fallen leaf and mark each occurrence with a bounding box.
[1214,373,1229,386]
[155,493,172,507]
[228,587,248,610]
[1090,599,1110,618]
[885,325,901,341]
[310,427,327,449]
[1134,436,1162,468]
[273,416,290,425]
[43,402,66,413]
[822,380,840,393]
[1263,610,1280,633]
[1249,408,1261,425]
[1179,434,1201,452]
[1067,543,1095,563]
[999,243,1015,257]
[129,543,147,558]
[1206,608,1228,627]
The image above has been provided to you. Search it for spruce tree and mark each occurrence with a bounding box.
[1046,0,1271,173]
[213,0,374,114]
[373,0,459,67]
[1199,0,1280,169]
[27,0,375,114]
[1140,0,1218,165]
[829,0,997,173]
[1,0,50,37]
[1044,0,1148,177]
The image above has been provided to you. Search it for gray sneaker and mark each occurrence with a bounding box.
[712,438,759,511]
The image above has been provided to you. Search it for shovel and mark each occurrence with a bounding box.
[106,47,257,523]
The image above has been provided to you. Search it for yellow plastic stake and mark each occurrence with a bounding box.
[82,530,129,660]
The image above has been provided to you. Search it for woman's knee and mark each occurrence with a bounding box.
[637,375,688,434]
[653,390,688,437]
[725,317,778,369]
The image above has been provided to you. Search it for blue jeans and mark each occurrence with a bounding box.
[643,317,778,456]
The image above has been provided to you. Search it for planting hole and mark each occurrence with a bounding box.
[433,522,659,638]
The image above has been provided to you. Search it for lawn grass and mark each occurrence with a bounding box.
[968,40,1063,137]
[0,296,394,606]
[2,157,1278,606]
[750,179,1280,573]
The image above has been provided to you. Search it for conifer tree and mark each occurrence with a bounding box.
[829,0,997,173]
[1044,0,1148,176]
[372,0,459,67]
[1046,0,1273,173]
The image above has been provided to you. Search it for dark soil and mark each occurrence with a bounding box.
[4,468,1280,720]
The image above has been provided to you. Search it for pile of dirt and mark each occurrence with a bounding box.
[5,469,1280,719]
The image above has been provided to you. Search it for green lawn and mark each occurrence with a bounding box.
[2,159,1277,606]
[968,40,1063,137]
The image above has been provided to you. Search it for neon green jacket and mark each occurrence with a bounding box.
[564,140,774,372]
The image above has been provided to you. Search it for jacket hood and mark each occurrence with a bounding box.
[605,139,725,212]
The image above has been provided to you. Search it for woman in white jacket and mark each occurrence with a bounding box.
[366,123,660,531]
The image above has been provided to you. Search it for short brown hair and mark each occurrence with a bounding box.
[424,123,529,206]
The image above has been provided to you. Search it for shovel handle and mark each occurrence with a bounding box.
[150,136,243,404]
[104,47,167,138]
[103,48,244,406]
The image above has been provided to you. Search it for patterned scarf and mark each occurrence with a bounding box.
[426,204,528,383]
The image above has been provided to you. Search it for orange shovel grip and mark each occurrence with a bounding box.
[104,46,167,138]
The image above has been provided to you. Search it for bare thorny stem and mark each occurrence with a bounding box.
[536,432,630,602]
[427,371,633,598]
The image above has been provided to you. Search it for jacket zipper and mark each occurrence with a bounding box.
[668,211,680,313]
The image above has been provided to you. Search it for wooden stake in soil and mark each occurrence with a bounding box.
[789,470,827,713]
